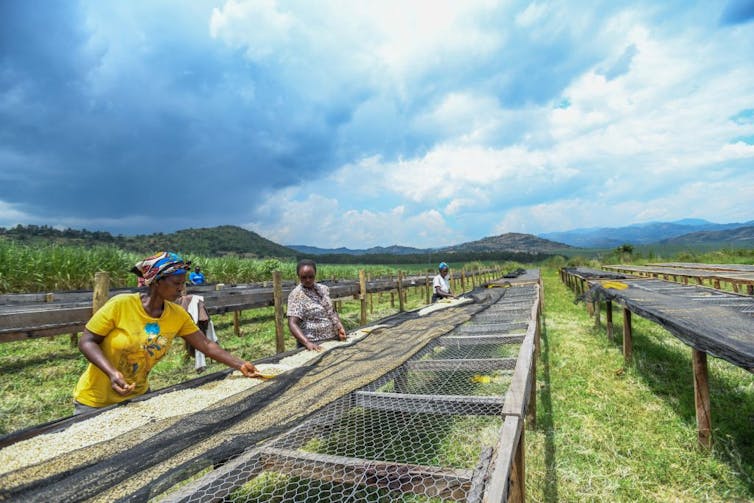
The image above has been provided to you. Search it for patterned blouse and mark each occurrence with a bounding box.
[286,283,340,342]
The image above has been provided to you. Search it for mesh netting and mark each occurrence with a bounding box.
[562,267,630,280]
[160,284,538,503]
[0,280,540,503]
[579,277,754,371]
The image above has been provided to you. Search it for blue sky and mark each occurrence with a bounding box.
[1,1,753,248]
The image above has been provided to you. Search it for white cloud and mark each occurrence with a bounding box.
[210,0,294,61]
[494,177,754,235]
[248,192,463,248]
[515,2,548,28]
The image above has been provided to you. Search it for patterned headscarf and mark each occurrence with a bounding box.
[438,262,449,271]
[131,251,190,286]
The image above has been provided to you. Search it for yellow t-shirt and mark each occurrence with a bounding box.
[73,293,199,407]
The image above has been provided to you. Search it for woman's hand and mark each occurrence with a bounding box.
[109,371,136,396]
[305,341,323,352]
[238,361,258,377]
[337,325,347,341]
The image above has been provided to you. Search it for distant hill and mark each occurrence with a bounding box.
[658,225,754,248]
[287,244,428,255]
[440,233,571,254]
[290,233,569,257]
[137,226,298,257]
[539,219,754,248]
[0,224,298,258]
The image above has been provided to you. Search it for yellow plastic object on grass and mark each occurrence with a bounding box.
[600,280,629,290]
[471,374,492,384]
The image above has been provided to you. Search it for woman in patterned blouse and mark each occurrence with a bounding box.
[287,259,346,351]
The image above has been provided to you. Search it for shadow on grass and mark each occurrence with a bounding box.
[600,313,754,494]
[538,312,559,503]
[0,351,81,374]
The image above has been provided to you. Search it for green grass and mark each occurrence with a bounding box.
[527,268,754,502]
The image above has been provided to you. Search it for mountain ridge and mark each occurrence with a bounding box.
[539,219,754,248]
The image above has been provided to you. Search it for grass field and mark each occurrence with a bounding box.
[1,266,753,501]
[528,271,754,502]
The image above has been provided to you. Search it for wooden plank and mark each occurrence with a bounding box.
[501,330,535,418]
[160,447,264,503]
[483,415,521,503]
[438,335,525,346]
[502,297,539,419]
[354,391,504,416]
[259,447,474,501]
[458,321,528,333]
[466,447,493,503]
[406,358,517,372]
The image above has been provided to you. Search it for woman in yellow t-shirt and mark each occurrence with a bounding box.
[73,251,260,413]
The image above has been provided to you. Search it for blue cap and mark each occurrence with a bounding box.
[438,262,449,270]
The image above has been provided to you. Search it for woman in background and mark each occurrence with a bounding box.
[287,259,346,351]
[432,262,456,302]
[73,251,259,414]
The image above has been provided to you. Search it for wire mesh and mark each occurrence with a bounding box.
[160,283,539,503]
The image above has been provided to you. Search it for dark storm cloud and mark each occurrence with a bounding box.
[720,0,754,25]
[0,2,350,233]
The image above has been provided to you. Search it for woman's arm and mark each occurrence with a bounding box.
[78,329,136,396]
[184,331,258,375]
[288,316,323,351]
[333,312,346,340]
[434,285,455,298]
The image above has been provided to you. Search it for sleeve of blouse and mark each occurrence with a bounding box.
[287,288,304,318]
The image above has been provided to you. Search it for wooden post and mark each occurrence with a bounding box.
[538,277,545,313]
[594,300,601,327]
[527,357,537,428]
[272,271,285,353]
[233,311,241,337]
[622,308,632,363]
[606,301,613,340]
[425,274,430,304]
[397,272,405,312]
[460,270,466,294]
[88,272,110,347]
[509,427,526,502]
[692,349,713,449]
[92,272,110,313]
[359,270,367,325]
[748,285,754,295]
[713,279,721,290]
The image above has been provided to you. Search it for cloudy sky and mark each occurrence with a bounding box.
[1,1,753,248]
